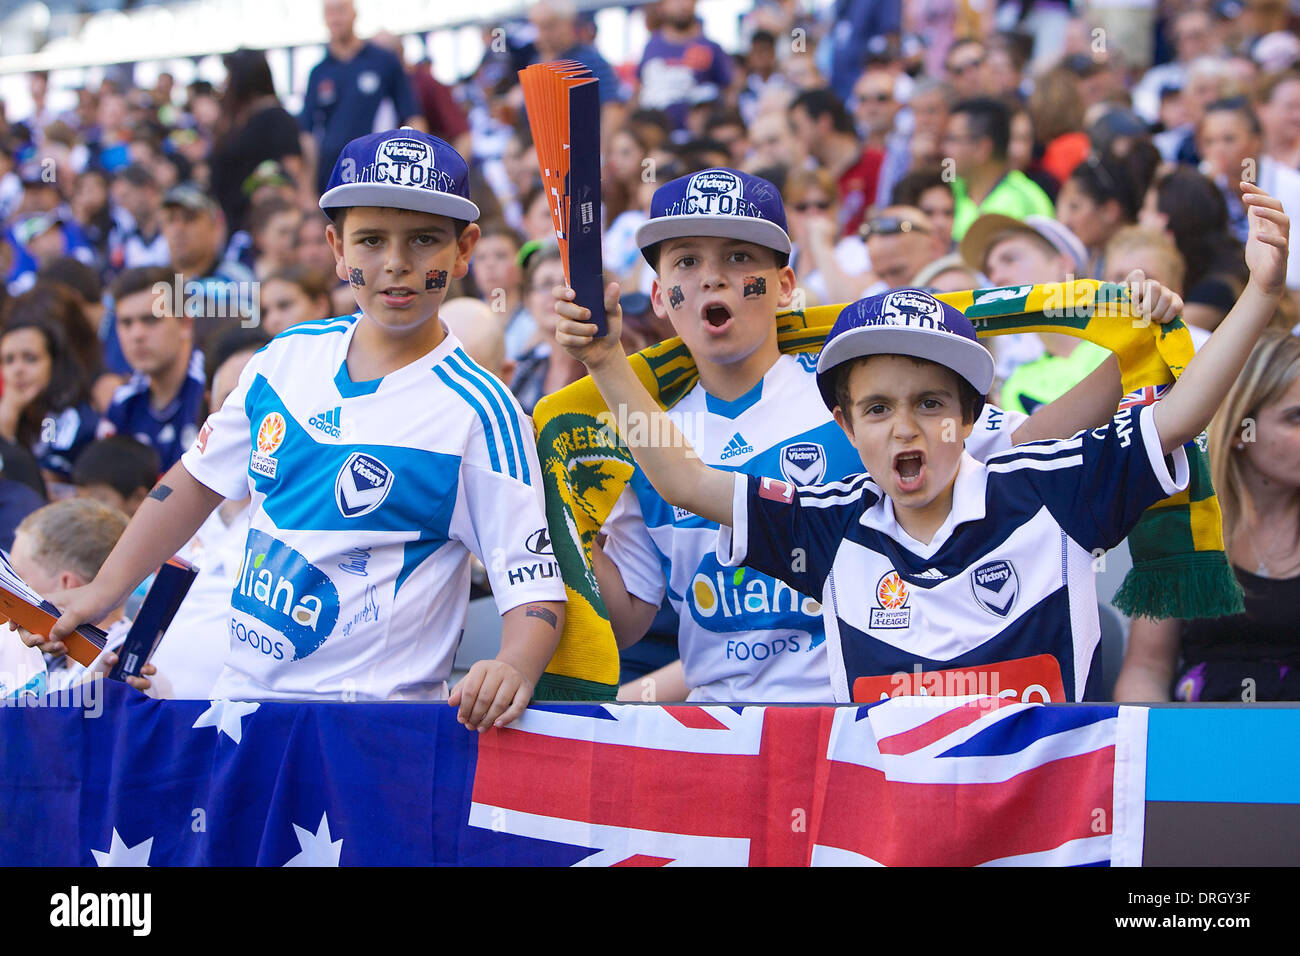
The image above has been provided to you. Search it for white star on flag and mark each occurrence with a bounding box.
[91,829,153,867]
[283,812,343,867]
[192,699,260,744]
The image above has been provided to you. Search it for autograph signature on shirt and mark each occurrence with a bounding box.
[341,585,380,638]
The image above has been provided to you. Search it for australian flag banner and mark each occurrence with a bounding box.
[0,682,1147,866]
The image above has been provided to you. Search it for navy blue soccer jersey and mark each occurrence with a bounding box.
[102,350,206,472]
[718,404,1190,703]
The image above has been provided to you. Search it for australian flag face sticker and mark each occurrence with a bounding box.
[336,452,393,518]
[779,442,826,486]
[971,559,1018,617]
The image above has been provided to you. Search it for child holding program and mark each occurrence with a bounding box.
[42,130,565,729]
[556,181,1289,702]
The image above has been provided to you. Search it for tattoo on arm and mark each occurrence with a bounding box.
[147,484,173,503]
[524,605,558,629]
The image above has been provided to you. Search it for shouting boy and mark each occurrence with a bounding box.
[558,181,1288,702]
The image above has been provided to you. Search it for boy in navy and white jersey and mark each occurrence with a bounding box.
[556,181,1290,702]
[597,169,1033,703]
[590,168,1184,703]
[48,130,565,730]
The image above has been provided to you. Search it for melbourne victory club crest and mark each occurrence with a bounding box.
[251,413,285,479]
[779,442,826,485]
[869,571,911,629]
[357,136,457,193]
[335,453,393,518]
[970,560,1018,617]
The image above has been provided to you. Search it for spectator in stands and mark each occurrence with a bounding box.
[510,242,579,413]
[0,438,45,552]
[904,78,954,173]
[1154,55,1236,165]
[209,48,304,237]
[1257,69,1300,170]
[298,0,422,197]
[247,196,301,280]
[745,108,804,173]
[1116,330,1300,702]
[527,0,624,112]
[638,0,733,132]
[110,164,169,271]
[1132,7,1219,123]
[1197,98,1300,295]
[466,224,528,358]
[370,33,472,158]
[959,212,1097,408]
[790,88,882,238]
[737,30,787,126]
[784,166,870,304]
[822,0,902,101]
[258,265,334,336]
[441,297,510,381]
[69,168,121,277]
[1140,166,1248,331]
[0,312,99,490]
[10,497,136,692]
[72,435,160,517]
[101,266,205,472]
[859,205,946,295]
[160,183,255,350]
[890,168,956,252]
[1027,67,1090,187]
[944,96,1054,240]
[1054,144,1161,279]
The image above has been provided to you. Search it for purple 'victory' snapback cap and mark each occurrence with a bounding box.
[635,167,791,264]
[319,128,479,222]
[815,288,995,412]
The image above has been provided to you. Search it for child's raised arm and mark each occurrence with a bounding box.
[1153,182,1289,454]
[554,282,735,527]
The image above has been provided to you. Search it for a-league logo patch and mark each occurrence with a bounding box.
[869,571,911,629]
[779,442,826,485]
[971,559,1018,617]
[335,452,393,518]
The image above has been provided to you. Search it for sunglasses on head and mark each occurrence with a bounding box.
[860,216,931,238]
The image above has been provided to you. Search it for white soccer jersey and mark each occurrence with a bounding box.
[181,314,563,701]
[719,404,1188,703]
[602,353,1025,702]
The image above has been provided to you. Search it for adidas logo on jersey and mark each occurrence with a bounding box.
[719,432,754,460]
[914,568,947,580]
[310,406,342,438]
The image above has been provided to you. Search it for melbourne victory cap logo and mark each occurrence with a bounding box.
[878,290,946,330]
[359,136,456,193]
[674,170,759,217]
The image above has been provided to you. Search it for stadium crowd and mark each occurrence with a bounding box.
[2,0,1299,705]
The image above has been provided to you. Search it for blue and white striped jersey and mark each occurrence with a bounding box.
[181,314,562,701]
[718,403,1189,703]
[602,353,1025,702]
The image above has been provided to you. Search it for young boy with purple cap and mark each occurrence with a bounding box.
[557,181,1289,702]
[42,130,564,729]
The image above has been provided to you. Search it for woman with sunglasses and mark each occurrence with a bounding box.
[1055,143,1160,279]
[783,166,870,304]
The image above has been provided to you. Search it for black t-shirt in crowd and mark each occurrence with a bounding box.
[210,104,302,234]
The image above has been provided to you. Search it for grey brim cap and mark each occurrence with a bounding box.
[319,182,480,221]
[635,213,792,256]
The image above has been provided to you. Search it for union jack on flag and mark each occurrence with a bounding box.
[1118,384,1171,410]
[470,697,1149,866]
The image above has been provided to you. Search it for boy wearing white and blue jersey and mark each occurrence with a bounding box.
[587,168,1183,703]
[48,130,565,730]
[558,181,1289,702]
